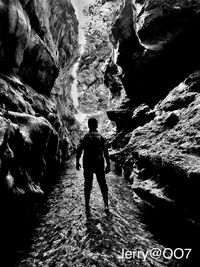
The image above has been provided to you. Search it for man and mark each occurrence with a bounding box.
[76,117,110,217]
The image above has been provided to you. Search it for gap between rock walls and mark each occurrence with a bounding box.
[1,0,200,266]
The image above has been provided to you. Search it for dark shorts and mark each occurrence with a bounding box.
[83,167,108,193]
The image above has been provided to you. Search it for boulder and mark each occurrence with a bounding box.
[0,111,59,197]
[107,103,155,133]
[135,0,200,50]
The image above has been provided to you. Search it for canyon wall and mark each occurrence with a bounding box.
[0,0,79,200]
[109,0,200,221]
[73,0,125,136]
[112,0,200,106]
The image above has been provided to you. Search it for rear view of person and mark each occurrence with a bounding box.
[76,117,110,217]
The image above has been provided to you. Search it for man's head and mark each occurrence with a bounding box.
[88,117,98,131]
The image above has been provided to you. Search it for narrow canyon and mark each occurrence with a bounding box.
[0,0,200,266]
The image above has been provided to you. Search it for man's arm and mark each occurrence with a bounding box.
[103,139,110,174]
[76,139,83,170]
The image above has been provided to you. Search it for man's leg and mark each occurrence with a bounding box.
[96,170,109,211]
[83,169,93,216]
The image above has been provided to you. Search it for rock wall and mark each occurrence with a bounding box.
[109,0,200,221]
[112,0,200,107]
[111,72,200,219]
[0,0,79,199]
[77,0,124,114]
[71,0,125,138]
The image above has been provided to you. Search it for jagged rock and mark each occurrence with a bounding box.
[0,0,78,95]
[0,0,79,201]
[162,112,179,128]
[0,111,59,197]
[132,104,155,128]
[0,0,31,73]
[104,61,124,97]
[113,0,200,107]
[135,0,200,50]
[77,0,124,114]
[107,109,133,132]
[18,33,59,96]
[111,71,200,219]
[107,104,155,132]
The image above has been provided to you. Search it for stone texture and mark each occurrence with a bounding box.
[0,0,78,95]
[113,0,200,107]
[107,103,155,133]
[0,1,79,199]
[0,111,58,196]
[0,74,64,198]
[104,61,124,97]
[111,71,200,219]
[77,0,124,114]
[135,0,200,50]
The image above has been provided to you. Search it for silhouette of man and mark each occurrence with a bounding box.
[76,117,110,217]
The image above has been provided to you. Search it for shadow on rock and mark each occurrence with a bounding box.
[141,204,200,267]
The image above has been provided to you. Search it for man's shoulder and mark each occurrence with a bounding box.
[83,131,105,141]
[82,132,91,139]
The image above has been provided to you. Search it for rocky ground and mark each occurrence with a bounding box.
[14,158,181,267]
